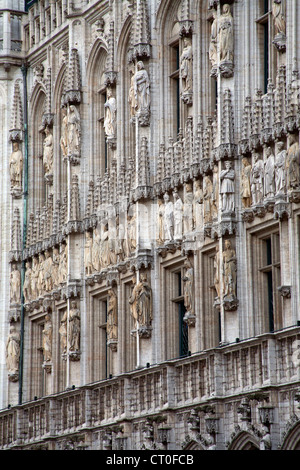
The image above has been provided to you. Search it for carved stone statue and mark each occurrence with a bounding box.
[60,107,68,158]
[173,190,183,241]
[222,239,237,299]
[23,261,32,303]
[51,247,60,289]
[92,227,101,272]
[9,142,23,190]
[219,4,234,63]
[42,313,52,362]
[67,104,81,156]
[10,264,21,304]
[286,134,299,190]
[84,231,93,275]
[183,183,194,234]
[133,61,150,116]
[128,65,137,119]
[59,310,68,354]
[129,274,139,328]
[251,154,264,205]
[241,157,252,208]
[193,179,203,229]
[43,126,53,175]
[37,253,46,296]
[104,87,117,137]
[58,243,68,284]
[163,192,174,242]
[274,141,286,195]
[183,258,194,316]
[264,146,275,199]
[272,0,286,35]
[31,256,39,299]
[43,250,53,292]
[127,210,137,255]
[100,222,110,268]
[6,325,20,379]
[107,288,118,343]
[180,37,193,97]
[136,273,153,331]
[209,10,218,72]
[157,198,165,245]
[203,176,213,224]
[69,300,80,353]
[220,161,235,213]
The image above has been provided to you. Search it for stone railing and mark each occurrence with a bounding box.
[1,326,300,449]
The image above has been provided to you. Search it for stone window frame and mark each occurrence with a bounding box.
[255,0,278,94]
[88,286,112,382]
[248,222,283,335]
[199,244,220,350]
[160,255,190,361]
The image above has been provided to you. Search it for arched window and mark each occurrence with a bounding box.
[28,88,47,210]
[87,42,108,177]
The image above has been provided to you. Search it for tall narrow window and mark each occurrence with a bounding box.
[170,42,181,136]
[258,232,282,332]
[93,297,110,381]
[172,270,189,358]
[97,87,108,174]
[256,0,276,94]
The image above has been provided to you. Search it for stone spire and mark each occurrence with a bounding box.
[180,0,193,37]
[42,67,54,129]
[9,81,23,142]
[105,21,117,87]
[10,207,22,262]
[62,48,81,105]
[133,0,151,60]
[70,174,81,221]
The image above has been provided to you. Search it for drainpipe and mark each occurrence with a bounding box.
[18,61,29,405]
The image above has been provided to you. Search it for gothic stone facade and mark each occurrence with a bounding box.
[0,0,300,451]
